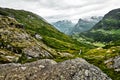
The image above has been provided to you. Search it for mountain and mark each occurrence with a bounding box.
[92,9,120,30]
[0,7,91,54]
[71,16,102,34]
[80,9,120,42]
[52,17,102,35]
[0,7,95,63]
[52,20,75,35]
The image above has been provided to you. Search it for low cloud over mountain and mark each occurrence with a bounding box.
[0,0,120,22]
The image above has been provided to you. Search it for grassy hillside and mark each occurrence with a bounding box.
[0,7,91,53]
[81,29,120,42]
[92,8,120,30]
[0,16,62,63]
[77,8,120,43]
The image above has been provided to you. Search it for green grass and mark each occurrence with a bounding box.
[93,42,105,47]
[80,29,120,42]
[91,29,120,34]
[0,7,91,53]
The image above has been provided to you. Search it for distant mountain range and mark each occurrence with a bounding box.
[52,20,75,35]
[71,16,103,34]
[52,16,102,35]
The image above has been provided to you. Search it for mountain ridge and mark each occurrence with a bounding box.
[52,20,75,35]
[0,7,91,53]
[92,8,120,30]
[80,8,120,42]
[70,16,102,34]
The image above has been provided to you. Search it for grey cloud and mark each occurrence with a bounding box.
[37,0,109,10]
[0,0,120,23]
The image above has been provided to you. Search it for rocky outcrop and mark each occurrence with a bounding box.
[104,56,120,72]
[0,58,111,80]
[0,16,56,63]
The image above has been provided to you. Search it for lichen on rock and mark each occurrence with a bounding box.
[0,58,112,80]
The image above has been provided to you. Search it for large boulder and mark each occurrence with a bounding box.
[0,58,111,80]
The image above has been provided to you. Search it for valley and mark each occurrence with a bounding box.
[0,7,120,80]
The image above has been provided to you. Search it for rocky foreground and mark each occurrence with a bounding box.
[105,56,120,72]
[0,58,111,80]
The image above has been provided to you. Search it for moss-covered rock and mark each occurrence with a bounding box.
[0,16,58,63]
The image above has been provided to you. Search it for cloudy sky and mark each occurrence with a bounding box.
[0,0,120,23]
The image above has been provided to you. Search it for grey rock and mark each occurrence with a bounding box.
[104,56,120,72]
[113,56,120,71]
[35,34,42,40]
[0,58,111,80]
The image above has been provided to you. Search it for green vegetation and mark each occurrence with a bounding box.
[0,7,90,53]
[80,29,120,42]
[0,7,120,80]
[76,9,120,43]
[17,52,38,64]
[93,8,120,30]
[0,49,20,63]
[82,46,120,80]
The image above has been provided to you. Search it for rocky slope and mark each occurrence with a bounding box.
[0,7,90,54]
[0,16,57,63]
[0,58,111,80]
[52,20,75,35]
